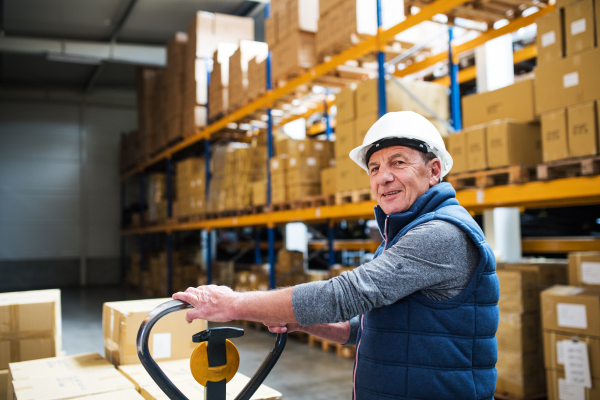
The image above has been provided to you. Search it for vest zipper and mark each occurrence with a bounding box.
[354,215,389,399]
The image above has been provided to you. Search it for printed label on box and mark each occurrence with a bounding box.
[298,143,305,152]
[289,158,297,167]
[558,340,566,365]
[315,142,323,151]
[564,341,592,388]
[306,157,317,166]
[563,72,580,88]
[152,333,172,359]
[559,378,585,400]
[571,19,586,36]
[272,160,279,169]
[557,303,588,329]
[542,31,556,47]
[581,262,600,285]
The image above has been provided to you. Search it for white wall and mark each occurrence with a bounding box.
[0,97,136,288]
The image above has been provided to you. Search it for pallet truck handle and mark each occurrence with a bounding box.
[136,299,287,400]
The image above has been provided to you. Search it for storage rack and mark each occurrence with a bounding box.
[118,1,599,295]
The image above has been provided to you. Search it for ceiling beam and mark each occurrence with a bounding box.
[0,36,165,66]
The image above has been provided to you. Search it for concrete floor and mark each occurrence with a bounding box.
[62,287,354,400]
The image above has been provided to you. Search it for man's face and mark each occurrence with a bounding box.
[367,145,441,215]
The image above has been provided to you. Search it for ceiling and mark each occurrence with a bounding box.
[0,0,264,92]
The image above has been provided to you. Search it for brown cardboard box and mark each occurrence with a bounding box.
[465,125,487,171]
[270,156,286,173]
[287,168,321,186]
[567,101,598,157]
[73,389,145,399]
[541,285,600,336]
[118,359,193,391]
[252,180,267,206]
[543,330,600,378]
[319,0,340,16]
[140,373,282,400]
[569,251,600,288]
[288,183,321,200]
[556,0,581,7]
[335,119,357,160]
[546,368,600,400]
[355,79,378,118]
[321,168,337,195]
[11,368,135,400]
[486,120,542,168]
[336,87,355,123]
[272,31,316,82]
[462,79,536,128]
[498,269,541,312]
[386,79,450,120]
[0,290,62,370]
[541,109,570,162]
[288,139,333,163]
[497,311,541,353]
[265,17,277,47]
[355,113,378,147]
[537,12,564,66]
[102,299,207,366]
[496,350,545,397]
[500,262,569,288]
[565,0,596,56]
[335,158,356,192]
[447,132,467,174]
[0,370,7,400]
[535,47,600,114]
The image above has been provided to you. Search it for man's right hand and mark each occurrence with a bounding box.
[263,322,302,334]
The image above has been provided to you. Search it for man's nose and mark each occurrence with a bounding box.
[376,166,394,185]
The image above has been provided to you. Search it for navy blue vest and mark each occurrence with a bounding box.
[353,183,499,400]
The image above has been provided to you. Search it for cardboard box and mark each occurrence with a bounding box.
[486,120,542,168]
[11,368,134,400]
[252,180,267,206]
[102,299,207,366]
[270,156,286,173]
[537,12,564,66]
[73,389,145,399]
[335,119,357,160]
[265,17,277,47]
[543,330,600,378]
[321,168,337,195]
[546,368,600,400]
[498,269,541,312]
[118,359,193,391]
[569,251,600,288]
[447,132,467,174]
[541,109,570,162]
[499,262,569,288]
[140,372,282,400]
[541,285,600,336]
[288,0,319,33]
[355,113,378,148]
[535,47,600,114]
[0,370,7,400]
[386,79,450,120]
[336,87,355,123]
[565,0,596,56]
[567,101,598,157]
[336,158,358,192]
[287,183,321,200]
[0,289,62,369]
[462,79,536,128]
[496,350,545,397]
[465,125,487,171]
[497,311,541,353]
[287,168,321,186]
[272,31,316,82]
[355,79,378,118]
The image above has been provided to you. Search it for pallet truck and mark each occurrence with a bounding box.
[137,299,287,400]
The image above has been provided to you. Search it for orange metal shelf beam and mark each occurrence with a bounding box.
[522,237,600,253]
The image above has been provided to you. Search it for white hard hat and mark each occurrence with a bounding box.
[349,111,453,178]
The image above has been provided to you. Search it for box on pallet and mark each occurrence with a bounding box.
[546,368,600,400]
[335,119,357,160]
[486,120,542,168]
[498,269,541,312]
[541,285,600,336]
[0,370,7,400]
[568,251,600,288]
[118,358,193,391]
[336,87,355,123]
[541,109,570,162]
[537,12,564,66]
[321,168,337,195]
[355,79,378,118]
[386,79,449,121]
[335,158,370,192]
[272,31,316,82]
[102,298,207,366]
[447,132,467,173]
[544,330,600,378]
[465,125,487,171]
[228,40,269,111]
[564,0,595,56]
[0,290,62,370]
[535,47,600,114]
[567,101,598,157]
[187,12,254,59]
[277,249,305,286]
[462,79,536,128]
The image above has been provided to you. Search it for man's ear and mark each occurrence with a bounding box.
[429,158,442,186]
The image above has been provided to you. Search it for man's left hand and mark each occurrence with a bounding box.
[172,285,238,323]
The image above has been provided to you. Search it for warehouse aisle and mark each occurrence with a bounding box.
[61,288,354,400]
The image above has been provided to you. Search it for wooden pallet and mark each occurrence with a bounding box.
[335,189,374,205]
[308,335,356,359]
[270,201,293,212]
[493,391,546,400]
[537,155,600,180]
[177,214,204,224]
[291,194,336,209]
[446,165,533,190]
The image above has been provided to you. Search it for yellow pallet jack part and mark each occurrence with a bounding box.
[190,339,240,386]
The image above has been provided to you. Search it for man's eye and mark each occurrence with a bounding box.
[395,161,404,165]
[370,167,379,173]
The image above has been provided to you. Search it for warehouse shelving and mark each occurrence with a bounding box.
[121,1,577,294]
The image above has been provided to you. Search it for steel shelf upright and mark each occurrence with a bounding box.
[266,2,276,290]
[448,27,462,131]
[376,0,387,118]
[205,57,213,285]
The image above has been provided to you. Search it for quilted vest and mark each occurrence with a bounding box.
[353,183,499,400]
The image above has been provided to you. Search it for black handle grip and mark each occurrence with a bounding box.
[136,299,287,400]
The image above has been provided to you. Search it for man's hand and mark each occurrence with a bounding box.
[263,322,302,334]
[172,285,239,323]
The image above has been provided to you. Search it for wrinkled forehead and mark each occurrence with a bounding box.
[367,145,420,166]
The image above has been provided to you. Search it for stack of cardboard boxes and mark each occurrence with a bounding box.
[235,265,271,292]
[495,262,568,397]
[536,0,600,163]
[266,0,318,84]
[176,157,206,218]
[119,129,145,173]
[208,45,236,121]
[228,41,269,112]
[452,78,542,174]
[276,249,306,286]
[164,33,189,146]
[136,68,160,158]
[147,173,168,224]
[540,252,600,399]
[286,139,334,201]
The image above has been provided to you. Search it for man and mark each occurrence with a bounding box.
[174,111,499,400]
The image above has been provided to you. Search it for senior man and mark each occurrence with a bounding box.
[174,111,500,400]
